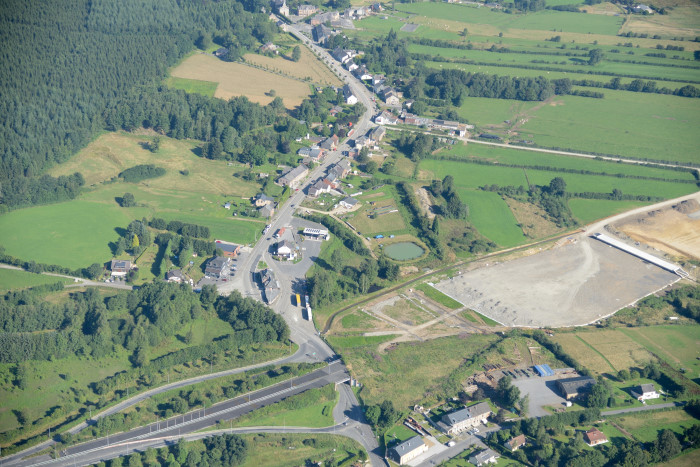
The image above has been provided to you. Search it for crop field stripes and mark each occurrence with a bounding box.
[574,334,616,372]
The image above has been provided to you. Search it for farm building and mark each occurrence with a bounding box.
[534,364,555,377]
[439,402,491,435]
[277,164,309,188]
[165,270,184,283]
[214,47,228,58]
[370,126,386,142]
[631,383,660,401]
[204,256,230,278]
[389,436,427,465]
[468,448,500,466]
[503,434,526,452]
[303,227,330,240]
[584,428,608,446]
[215,240,241,258]
[592,233,688,278]
[556,376,596,400]
[110,259,131,277]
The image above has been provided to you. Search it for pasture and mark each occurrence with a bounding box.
[0,200,131,269]
[0,268,72,292]
[569,199,649,224]
[163,76,217,97]
[347,189,408,235]
[170,54,312,108]
[336,333,499,408]
[620,325,700,374]
[615,409,698,442]
[461,190,528,247]
[238,433,364,467]
[243,45,342,86]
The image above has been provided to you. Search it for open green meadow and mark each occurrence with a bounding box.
[397,3,624,35]
[620,325,700,375]
[0,200,132,269]
[615,409,698,442]
[337,333,499,408]
[347,188,409,236]
[237,433,365,467]
[163,76,217,97]
[0,268,73,292]
[568,198,649,223]
[461,190,528,247]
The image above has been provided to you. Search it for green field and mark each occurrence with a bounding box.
[568,198,649,224]
[0,200,132,269]
[397,3,624,35]
[337,333,499,407]
[620,325,700,375]
[238,433,364,467]
[462,190,528,247]
[415,283,463,309]
[164,76,218,97]
[0,268,73,292]
[326,334,399,349]
[233,384,337,428]
[615,409,698,442]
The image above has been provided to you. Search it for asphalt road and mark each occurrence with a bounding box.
[12,362,350,467]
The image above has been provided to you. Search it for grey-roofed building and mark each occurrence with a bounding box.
[390,436,428,465]
[277,164,309,188]
[343,84,358,105]
[204,256,230,279]
[258,204,275,218]
[259,268,281,304]
[276,240,296,260]
[312,24,332,44]
[469,448,500,466]
[370,125,386,142]
[165,269,185,283]
[339,197,358,209]
[254,193,275,207]
[440,402,491,435]
[110,259,131,277]
[631,383,659,401]
[557,376,596,400]
[214,47,229,58]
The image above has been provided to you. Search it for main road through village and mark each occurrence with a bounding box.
[5,20,388,467]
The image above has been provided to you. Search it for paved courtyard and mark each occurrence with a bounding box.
[434,237,679,327]
[512,375,570,417]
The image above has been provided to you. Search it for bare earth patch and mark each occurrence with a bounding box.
[243,47,341,86]
[434,237,680,327]
[615,199,700,260]
[171,54,312,108]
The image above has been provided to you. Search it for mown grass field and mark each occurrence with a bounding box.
[620,325,700,374]
[237,433,364,467]
[170,54,312,108]
[615,409,698,442]
[568,198,650,224]
[348,188,408,236]
[337,333,499,408]
[461,190,528,247]
[0,200,132,269]
[163,76,218,97]
[415,283,462,309]
[0,268,73,292]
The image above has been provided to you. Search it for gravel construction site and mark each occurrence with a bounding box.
[433,236,680,328]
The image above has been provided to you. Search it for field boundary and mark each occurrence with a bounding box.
[574,334,616,372]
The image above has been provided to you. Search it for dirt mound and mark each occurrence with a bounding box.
[673,199,700,215]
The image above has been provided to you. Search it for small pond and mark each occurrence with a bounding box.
[383,242,424,261]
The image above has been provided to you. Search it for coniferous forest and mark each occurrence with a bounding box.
[0,0,276,212]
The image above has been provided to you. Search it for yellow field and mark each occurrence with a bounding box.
[170,54,312,108]
[620,6,700,39]
[551,333,615,373]
[49,131,258,197]
[575,330,653,370]
[243,46,341,86]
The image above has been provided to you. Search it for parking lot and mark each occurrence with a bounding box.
[512,374,570,417]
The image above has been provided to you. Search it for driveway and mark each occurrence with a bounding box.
[513,375,569,417]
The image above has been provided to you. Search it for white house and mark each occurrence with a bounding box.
[276,240,296,260]
[440,402,491,435]
[631,383,660,401]
[469,449,499,466]
[390,436,428,465]
[343,84,358,105]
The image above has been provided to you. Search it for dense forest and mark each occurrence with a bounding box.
[0,283,288,365]
[0,0,277,212]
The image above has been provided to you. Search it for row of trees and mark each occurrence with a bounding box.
[118,165,166,184]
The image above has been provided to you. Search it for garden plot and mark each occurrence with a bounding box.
[433,237,680,327]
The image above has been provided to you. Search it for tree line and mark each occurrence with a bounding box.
[119,165,166,184]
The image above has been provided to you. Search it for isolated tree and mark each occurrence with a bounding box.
[588,48,604,65]
[655,429,681,462]
[462,28,468,37]
[120,192,136,207]
[292,46,301,62]
[150,136,161,153]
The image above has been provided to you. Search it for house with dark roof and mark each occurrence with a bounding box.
[375,110,398,125]
[631,383,660,401]
[383,89,400,106]
[204,256,230,278]
[312,24,332,44]
[321,134,339,151]
[311,10,339,26]
[259,268,281,304]
[557,376,596,400]
[215,240,241,258]
[214,47,229,58]
[165,269,185,283]
[339,197,358,209]
[370,125,386,142]
[259,204,275,218]
[584,428,608,446]
[343,84,358,105]
[254,193,275,207]
[440,402,491,435]
[353,65,372,81]
[389,436,428,465]
[469,449,499,466]
[110,259,131,277]
[503,434,527,452]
